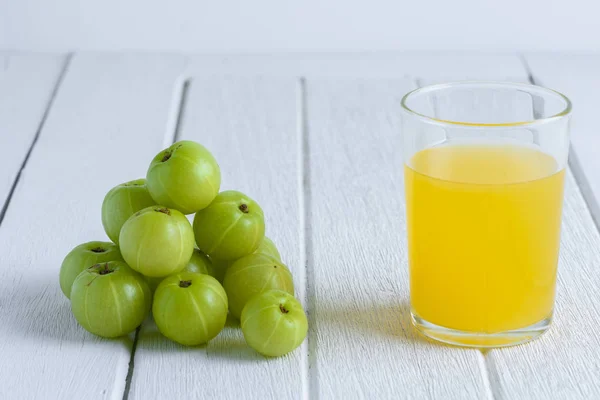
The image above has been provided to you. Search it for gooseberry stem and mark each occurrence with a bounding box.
[161,151,172,162]
[179,280,192,288]
[98,263,114,275]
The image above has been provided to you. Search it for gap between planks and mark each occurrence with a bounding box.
[298,77,317,400]
[516,52,600,400]
[0,54,71,227]
[122,76,191,400]
[519,53,600,234]
[479,54,600,400]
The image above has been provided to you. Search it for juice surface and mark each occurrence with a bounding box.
[405,144,565,333]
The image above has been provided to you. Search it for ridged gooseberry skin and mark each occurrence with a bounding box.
[119,205,194,278]
[241,290,308,357]
[147,248,221,291]
[153,272,228,346]
[193,190,265,261]
[70,261,151,338]
[223,253,294,319]
[146,140,221,214]
[59,241,123,298]
[101,179,156,244]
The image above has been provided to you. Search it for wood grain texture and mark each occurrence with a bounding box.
[486,171,600,400]
[0,53,185,400]
[129,76,306,400]
[305,78,490,399]
[0,53,65,212]
[524,53,600,225]
[185,52,526,81]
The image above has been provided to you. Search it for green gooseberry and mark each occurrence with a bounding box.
[101,178,156,244]
[153,272,228,346]
[70,261,151,338]
[147,248,223,291]
[146,140,221,214]
[193,190,265,261]
[241,290,308,357]
[119,206,194,277]
[59,241,123,298]
[223,253,294,319]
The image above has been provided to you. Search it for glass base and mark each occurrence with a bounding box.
[411,312,552,348]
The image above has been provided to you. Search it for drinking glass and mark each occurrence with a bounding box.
[401,82,572,347]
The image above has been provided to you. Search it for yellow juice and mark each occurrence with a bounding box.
[405,144,565,333]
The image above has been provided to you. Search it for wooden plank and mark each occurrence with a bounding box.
[0,53,65,214]
[305,78,490,399]
[129,76,305,399]
[483,54,600,400]
[0,53,185,399]
[185,52,526,81]
[486,171,600,400]
[524,53,600,225]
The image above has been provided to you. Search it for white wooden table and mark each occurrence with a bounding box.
[1,51,599,400]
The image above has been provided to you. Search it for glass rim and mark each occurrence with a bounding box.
[400,81,572,128]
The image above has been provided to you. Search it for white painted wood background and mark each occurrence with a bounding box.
[0,52,599,400]
[2,1,600,52]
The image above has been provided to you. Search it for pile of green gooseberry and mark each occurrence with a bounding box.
[59,140,307,357]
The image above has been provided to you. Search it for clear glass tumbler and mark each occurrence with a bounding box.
[400,82,572,347]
